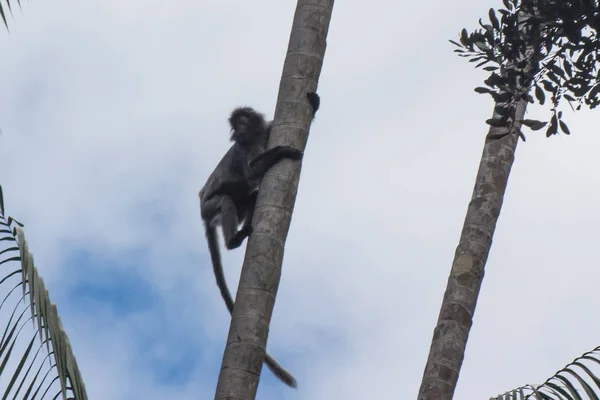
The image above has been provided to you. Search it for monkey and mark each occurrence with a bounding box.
[199,92,320,388]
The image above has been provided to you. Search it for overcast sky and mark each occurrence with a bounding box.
[2,0,600,399]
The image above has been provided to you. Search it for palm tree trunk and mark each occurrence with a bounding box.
[416,102,525,400]
[213,1,334,399]
[417,10,541,399]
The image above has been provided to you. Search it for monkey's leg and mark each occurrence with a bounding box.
[249,146,303,180]
[200,195,221,223]
[221,196,245,250]
[239,191,257,231]
[228,191,258,249]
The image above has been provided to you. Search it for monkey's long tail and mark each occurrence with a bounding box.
[204,224,298,389]
[205,223,235,312]
[264,355,298,388]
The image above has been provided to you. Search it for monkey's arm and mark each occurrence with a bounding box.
[248,146,303,180]
[246,92,318,180]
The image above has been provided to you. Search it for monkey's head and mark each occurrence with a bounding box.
[228,107,267,145]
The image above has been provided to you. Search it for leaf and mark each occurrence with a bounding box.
[547,71,561,85]
[494,105,509,115]
[541,80,554,92]
[496,92,512,103]
[549,63,566,78]
[478,18,493,32]
[546,115,558,137]
[0,13,6,31]
[474,41,490,51]
[559,120,571,135]
[483,66,498,71]
[534,85,545,105]
[564,60,573,77]
[521,119,547,130]
[474,87,491,94]
[486,118,507,127]
[588,84,600,102]
[460,28,469,46]
[489,8,500,31]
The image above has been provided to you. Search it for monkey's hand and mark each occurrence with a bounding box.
[307,92,320,116]
[249,146,303,179]
[274,146,304,161]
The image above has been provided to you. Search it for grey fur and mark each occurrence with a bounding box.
[199,92,320,388]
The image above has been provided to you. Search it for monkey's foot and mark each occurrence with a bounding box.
[226,226,253,249]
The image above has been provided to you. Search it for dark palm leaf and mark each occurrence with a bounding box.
[490,345,600,399]
[0,185,88,399]
[0,0,23,30]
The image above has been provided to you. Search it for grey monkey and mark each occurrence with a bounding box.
[199,92,320,388]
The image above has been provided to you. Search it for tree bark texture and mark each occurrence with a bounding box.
[213,1,334,399]
[418,101,527,400]
[416,104,525,400]
[417,7,543,398]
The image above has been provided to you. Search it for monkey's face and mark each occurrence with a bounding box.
[230,117,252,144]
[229,108,265,145]
[233,116,249,134]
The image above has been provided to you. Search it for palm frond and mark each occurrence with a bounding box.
[0,185,87,399]
[0,0,23,30]
[490,345,600,399]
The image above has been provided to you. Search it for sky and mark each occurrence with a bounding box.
[2,0,600,399]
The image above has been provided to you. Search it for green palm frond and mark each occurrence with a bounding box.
[490,345,600,399]
[0,0,22,30]
[0,185,87,399]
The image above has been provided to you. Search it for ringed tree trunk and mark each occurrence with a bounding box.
[417,10,541,400]
[213,0,334,399]
[417,102,525,400]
